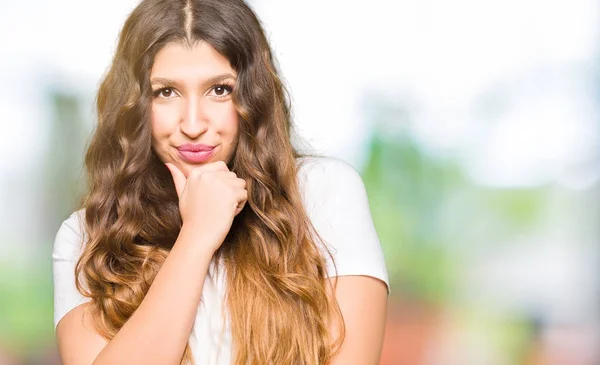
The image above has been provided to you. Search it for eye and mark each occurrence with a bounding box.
[210,84,234,99]
[153,87,177,99]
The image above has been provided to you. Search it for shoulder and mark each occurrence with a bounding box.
[53,209,92,331]
[53,209,87,260]
[296,156,365,203]
[298,157,366,210]
[295,157,390,292]
[297,155,361,182]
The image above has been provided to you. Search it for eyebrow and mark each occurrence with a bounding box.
[150,73,237,87]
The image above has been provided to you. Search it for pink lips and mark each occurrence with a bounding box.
[177,144,216,163]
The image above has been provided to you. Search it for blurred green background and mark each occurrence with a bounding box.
[1,0,599,364]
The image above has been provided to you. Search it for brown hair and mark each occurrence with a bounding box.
[74,0,344,363]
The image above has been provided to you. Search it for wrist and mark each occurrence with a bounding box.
[177,224,221,256]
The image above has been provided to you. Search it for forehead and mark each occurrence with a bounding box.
[150,41,235,79]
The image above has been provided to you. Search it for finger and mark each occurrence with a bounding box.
[233,187,247,216]
[235,188,248,205]
[202,160,229,172]
[219,171,242,182]
[237,199,247,210]
[235,200,246,216]
[232,177,247,188]
[211,170,243,183]
[188,161,230,178]
[165,163,186,198]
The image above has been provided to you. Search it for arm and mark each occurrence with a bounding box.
[298,157,390,364]
[56,161,248,365]
[56,226,215,365]
[327,275,388,365]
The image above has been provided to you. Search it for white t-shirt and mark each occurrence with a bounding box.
[53,156,389,364]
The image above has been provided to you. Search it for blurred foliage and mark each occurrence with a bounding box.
[361,124,549,305]
[362,128,463,304]
[358,97,559,363]
[0,260,54,359]
[0,89,88,361]
[42,89,88,238]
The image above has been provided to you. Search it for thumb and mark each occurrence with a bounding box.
[165,163,186,198]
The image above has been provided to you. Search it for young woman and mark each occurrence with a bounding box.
[52,0,389,364]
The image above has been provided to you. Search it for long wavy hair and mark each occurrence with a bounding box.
[74,0,344,364]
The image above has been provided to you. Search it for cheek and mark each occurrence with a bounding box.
[218,105,239,139]
[151,104,178,139]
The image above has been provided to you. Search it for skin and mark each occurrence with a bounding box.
[150,40,240,178]
[327,276,388,365]
[56,40,388,364]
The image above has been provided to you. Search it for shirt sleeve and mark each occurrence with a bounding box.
[52,209,91,331]
[298,157,390,294]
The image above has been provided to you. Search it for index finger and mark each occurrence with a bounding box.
[188,160,230,177]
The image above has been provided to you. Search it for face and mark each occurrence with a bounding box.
[150,41,239,177]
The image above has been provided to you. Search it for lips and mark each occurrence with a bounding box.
[177,143,215,152]
[176,144,216,163]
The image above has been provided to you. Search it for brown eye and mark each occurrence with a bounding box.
[214,86,226,96]
[211,84,233,98]
[153,87,176,98]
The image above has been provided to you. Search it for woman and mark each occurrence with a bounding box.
[52,0,389,364]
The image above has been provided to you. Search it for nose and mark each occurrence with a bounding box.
[180,96,209,139]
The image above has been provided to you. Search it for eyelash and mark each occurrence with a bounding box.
[152,83,234,99]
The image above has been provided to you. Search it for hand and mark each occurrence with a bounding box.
[165,161,248,253]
